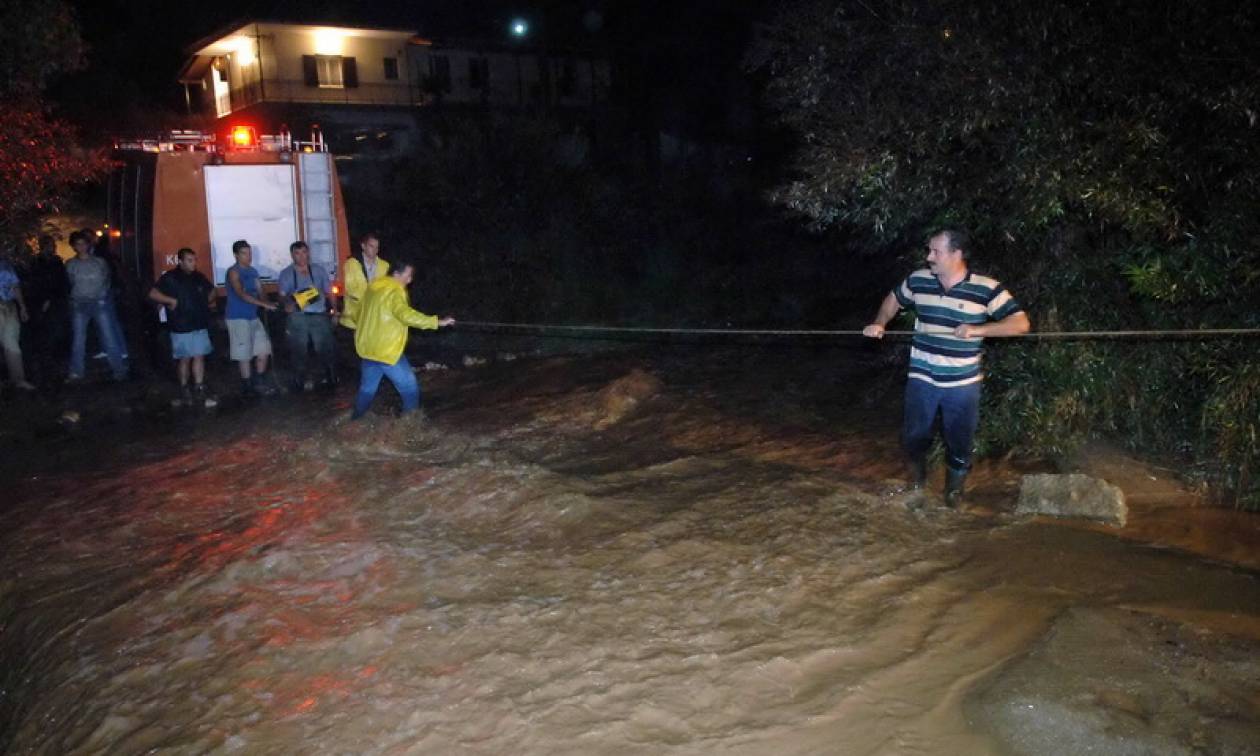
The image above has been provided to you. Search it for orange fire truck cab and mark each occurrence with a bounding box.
[107,125,351,298]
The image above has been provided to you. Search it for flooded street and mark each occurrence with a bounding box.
[2,346,1258,754]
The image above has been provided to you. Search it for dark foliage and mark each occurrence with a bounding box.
[342,113,863,332]
[0,0,109,250]
[754,0,1260,506]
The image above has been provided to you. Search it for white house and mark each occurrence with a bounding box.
[179,22,423,118]
[179,21,612,119]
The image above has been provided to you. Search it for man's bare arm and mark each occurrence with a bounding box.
[956,311,1031,339]
[148,286,177,309]
[228,269,275,310]
[863,292,902,338]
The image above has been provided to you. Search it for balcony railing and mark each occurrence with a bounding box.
[226,79,427,112]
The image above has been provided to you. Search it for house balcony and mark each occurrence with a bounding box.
[222,79,428,116]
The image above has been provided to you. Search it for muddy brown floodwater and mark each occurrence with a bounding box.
[1,346,1258,754]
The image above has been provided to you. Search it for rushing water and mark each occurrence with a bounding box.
[1,348,1257,754]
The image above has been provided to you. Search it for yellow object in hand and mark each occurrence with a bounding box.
[293,287,320,309]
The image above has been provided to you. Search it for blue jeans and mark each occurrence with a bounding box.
[105,290,127,357]
[902,378,982,472]
[70,298,126,379]
[353,356,420,419]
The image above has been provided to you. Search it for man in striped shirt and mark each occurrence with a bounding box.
[863,229,1031,507]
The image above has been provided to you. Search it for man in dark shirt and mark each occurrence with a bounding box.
[148,248,217,407]
[24,235,70,384]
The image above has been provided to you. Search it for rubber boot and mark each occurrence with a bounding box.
[318,365,337,393]
[944,467,968,509]
[907,455,928,490]
[252,371,278,397]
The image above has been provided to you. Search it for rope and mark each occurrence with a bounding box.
[458,321,1260,341]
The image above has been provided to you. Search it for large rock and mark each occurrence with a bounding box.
[1016,473,1128,526]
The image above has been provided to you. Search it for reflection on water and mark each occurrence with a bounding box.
[1,350,1258,754]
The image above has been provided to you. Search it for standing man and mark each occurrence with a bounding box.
[0,250,34,391]
[25,235,70,385]
[65,230,127,382]
[83,227,128,361]
[277,241,337,393]
[863,229,1030,507]
[148,248,218,407]
[339,232,389,331]
[225,240,279,396]
[352,258,454,420]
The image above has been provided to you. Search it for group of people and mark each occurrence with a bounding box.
[146,232,454,418]
[0,229,131,393]
[1,228,454,421]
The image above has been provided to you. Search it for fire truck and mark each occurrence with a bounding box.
[106,125,352,297]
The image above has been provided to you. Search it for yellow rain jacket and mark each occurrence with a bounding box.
[339,256,391,329]
[354,276,438,364]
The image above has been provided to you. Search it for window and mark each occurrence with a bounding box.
[213,62,232,118]
[469,57,490,90]
[303,55,357,89]
[316,55,343,88]
[383,57,399,81]
[428,55,451,93]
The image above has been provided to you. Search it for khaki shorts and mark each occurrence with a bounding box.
[226,318,271,361]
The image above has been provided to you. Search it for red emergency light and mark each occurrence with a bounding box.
[230,125,257,149]
[331,283,341,296]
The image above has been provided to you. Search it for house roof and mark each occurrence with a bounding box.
[184,19,421,57]
[177,55,214,85]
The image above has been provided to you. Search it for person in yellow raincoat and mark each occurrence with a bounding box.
[339,233,391,330]
[351,258,454,419]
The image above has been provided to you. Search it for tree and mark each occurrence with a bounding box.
[0,0,83,97]
[754,0,1260,506]
[0,0,109,250]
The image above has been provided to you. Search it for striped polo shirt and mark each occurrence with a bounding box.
[893,268,1023,387]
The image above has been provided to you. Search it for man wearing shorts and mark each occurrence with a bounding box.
[148,248,218,407]
[225,240,278,396]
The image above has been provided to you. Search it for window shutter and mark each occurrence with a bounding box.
[302,55,318,87]
[342,57,359,88]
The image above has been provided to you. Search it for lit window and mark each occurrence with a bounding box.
[316,55,344,88]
